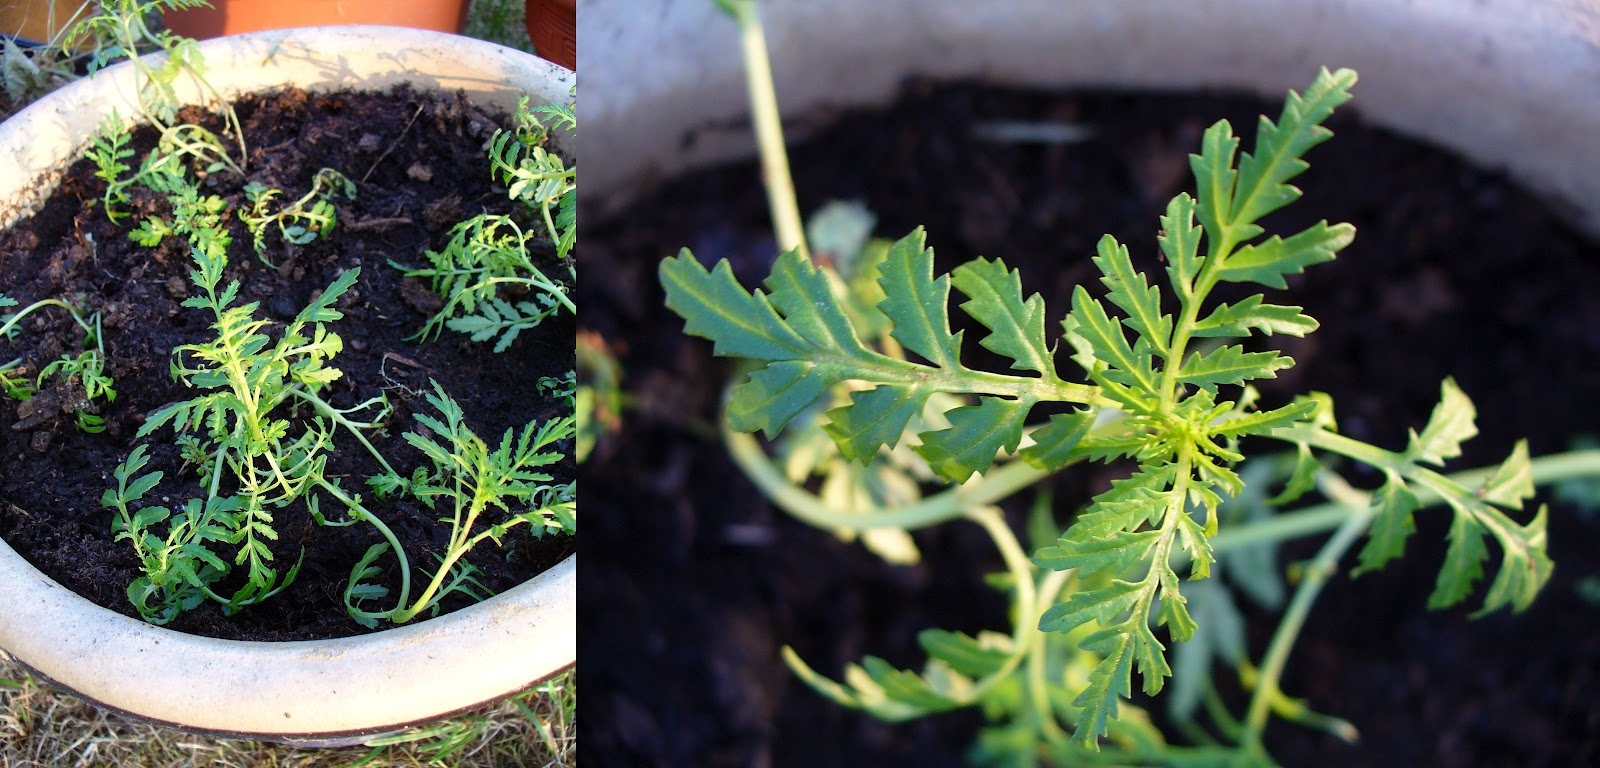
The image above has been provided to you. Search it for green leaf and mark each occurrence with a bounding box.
[1215,221,1354,289]
[765,245,864,353]
[1352,471,1420,576]
[1175,345,1290,392]
[1033,529,1159,580]
[725,361,830,437]
[950,257,1055,376]
[914,396,1030,483]
[1091,234,1170,356]
[1159,193,1204,297]
[660,250,809,360]
[1473,505,1551,616]
[1207,399,1317,439]
[1406,378,1478,466]
[1480,440,1533,510]
[1192,294,1319,338]
[1190,120,1240,241]
[1428,505,1489,610]
[1229,68,1358,228]
[822,384,932,461]
[1018,409,1095,471]
[1069,287,1157,395]
[1039,580,1146,635]
[876,228,963,369]
[918,629,1010,678]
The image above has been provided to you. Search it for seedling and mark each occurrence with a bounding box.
[393,98,576,352]
[240,168,357,265]
[0,295,115,433]
[657,2,1600,764]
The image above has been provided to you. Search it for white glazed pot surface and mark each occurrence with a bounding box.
[580,0,1600,236]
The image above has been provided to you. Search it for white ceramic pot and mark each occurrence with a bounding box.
[0,26,576,744]
[579,0,1600,237]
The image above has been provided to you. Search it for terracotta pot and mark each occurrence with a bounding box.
[0,0,94,44]
[580,0,1600,239]
[162,0,468,39]
[0,26,575,745]
[526,0,575,69]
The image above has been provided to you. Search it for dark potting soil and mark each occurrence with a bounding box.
[0,86,574,641]
[580,80,1600,767]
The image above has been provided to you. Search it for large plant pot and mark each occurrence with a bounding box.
[163,0,468,39]
[0,26,575,745]
[580,0,1600,239]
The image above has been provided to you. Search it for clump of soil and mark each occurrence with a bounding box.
[0,85,574,641]
[581,81,1600,766]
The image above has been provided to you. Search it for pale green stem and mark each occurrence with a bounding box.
[1238,476,1370,752]
[1027,568,1074,743]
[288,388,401,478]
[724,423,1052,530]
[953,506,1040,704]
[730,0,809,259]
[318,478,413,613]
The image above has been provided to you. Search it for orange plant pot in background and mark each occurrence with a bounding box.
[0,0,94,43]
[163,0,467,39]
[525,0,574,69]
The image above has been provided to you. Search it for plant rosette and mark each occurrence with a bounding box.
[0,25,575,744]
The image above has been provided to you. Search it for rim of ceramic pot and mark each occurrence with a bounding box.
[579,0,1600,237]
[0,26,575,742]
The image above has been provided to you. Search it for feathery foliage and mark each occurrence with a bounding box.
[662,52,1563,762]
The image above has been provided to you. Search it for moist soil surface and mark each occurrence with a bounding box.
[581,81,1600,767]
[0,86,574,641]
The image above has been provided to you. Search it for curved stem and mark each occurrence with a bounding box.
[289,388,400,478]
[318,478,412,615]
[1238,476,1371,751]
[725,423,1053,531]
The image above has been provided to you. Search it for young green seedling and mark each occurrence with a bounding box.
[656,3,1592,763]
[392,98,576,352]
[0,294,116,433]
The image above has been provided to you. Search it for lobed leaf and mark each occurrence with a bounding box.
[821,384,932,461]
[914,396,1030,483]
[725,361,830,437]
[1229,68,1358,230]
[660,250,809,360]
[1406,378,1478,466]
[1192,294,1319,338]
[1018,409,1096,471]
[1215,220,1353,290]
[1352,471,1419,576]
[950,256,1055,376]
[876,228,962,369]
[1069,287,1157,395]
[1091,234,1171,356]
[1159,193,1204,297]
[1175,345,1290,392]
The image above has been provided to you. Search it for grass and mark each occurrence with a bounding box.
[0,652,575,768]
[0,4,570,767]
[464,0,533,54]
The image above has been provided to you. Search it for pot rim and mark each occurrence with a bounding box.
[579,0,1600,238]
[0,25,576,741]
